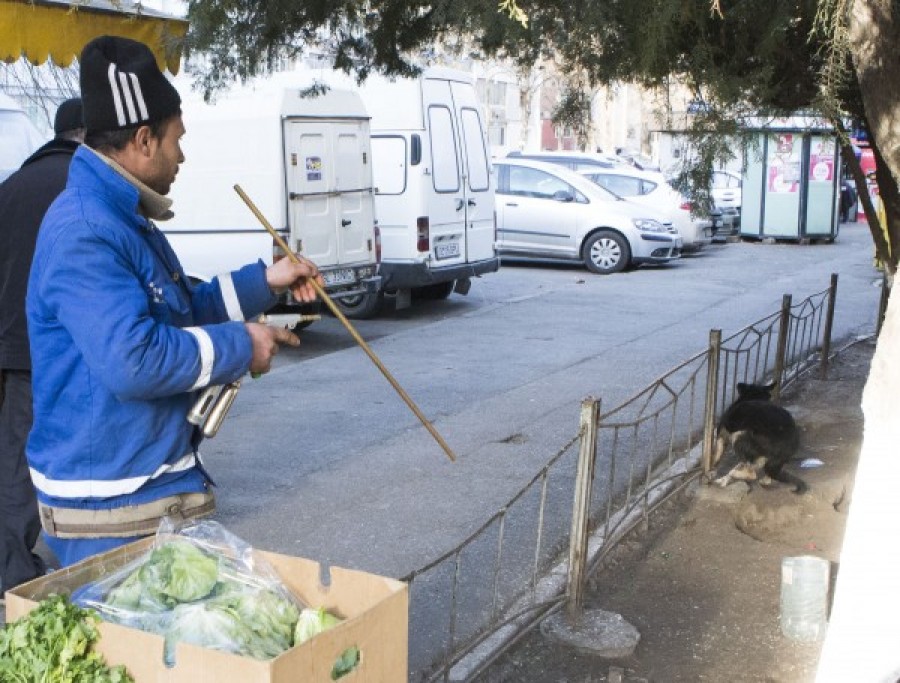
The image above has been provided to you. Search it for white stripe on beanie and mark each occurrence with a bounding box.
[118,71,138,123]
[107,62,150,126]
[107,63,126,126]
[129,73,149,121]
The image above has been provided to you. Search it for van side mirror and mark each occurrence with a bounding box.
[553,190,574,202]
[410,134,422,166]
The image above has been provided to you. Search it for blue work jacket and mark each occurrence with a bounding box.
[26,146,276,511]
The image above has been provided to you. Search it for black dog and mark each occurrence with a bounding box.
[710,382,807,494]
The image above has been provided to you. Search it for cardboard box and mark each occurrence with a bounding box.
[5,537,408,682]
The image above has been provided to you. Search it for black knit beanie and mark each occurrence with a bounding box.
[79,35,181,134]
[53,98,83,134]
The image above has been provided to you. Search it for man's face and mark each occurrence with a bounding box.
[144,115,185,196]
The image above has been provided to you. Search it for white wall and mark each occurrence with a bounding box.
[816,287,900,682]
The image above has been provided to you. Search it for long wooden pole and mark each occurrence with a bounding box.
[234,184,457,463]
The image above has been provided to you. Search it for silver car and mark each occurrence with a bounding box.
[579,167,714,252]
[494,158,682,274]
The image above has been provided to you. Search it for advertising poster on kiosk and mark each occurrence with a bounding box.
[767,133,801,194]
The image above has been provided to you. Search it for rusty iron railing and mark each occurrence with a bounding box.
[405,275,841,682]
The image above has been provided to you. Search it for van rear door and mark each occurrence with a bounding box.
[283,120,374,268]
[421,77,466,267]
[420,77,495,268]
[450,81,495,263]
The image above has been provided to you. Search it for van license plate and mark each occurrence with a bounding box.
[323,268,356,286]
[435,242,460,260]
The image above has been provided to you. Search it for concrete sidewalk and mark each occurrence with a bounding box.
[476,337,873,682]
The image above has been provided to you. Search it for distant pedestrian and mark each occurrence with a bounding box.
[839,178,857,223]
[0,97,84,592]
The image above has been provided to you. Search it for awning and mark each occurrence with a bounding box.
[0,0,189,74]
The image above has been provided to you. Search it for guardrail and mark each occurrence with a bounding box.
[404,274,840,682]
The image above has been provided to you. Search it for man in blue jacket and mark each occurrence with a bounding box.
[26,35,323,567]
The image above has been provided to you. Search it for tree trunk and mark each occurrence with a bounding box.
[846,142,891,262]
[849,0,900,274]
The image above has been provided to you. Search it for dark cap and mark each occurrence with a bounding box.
[53,98,83,134]
[79,35,181,134]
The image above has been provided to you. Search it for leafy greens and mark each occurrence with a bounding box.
[0,594,133,683]
[78,539,301,663]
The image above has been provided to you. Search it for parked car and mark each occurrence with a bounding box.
[579,167,713,252]
[505,150,618,172]
[711,169,742,210]
[710,169,742,235]
[614,149,662,173]
[493,158,682,274]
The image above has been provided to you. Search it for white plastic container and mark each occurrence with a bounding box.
[780,555,830,641]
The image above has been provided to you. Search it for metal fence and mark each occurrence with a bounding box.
[403,274,840,682]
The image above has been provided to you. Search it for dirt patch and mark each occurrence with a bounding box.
[477,339,872,683]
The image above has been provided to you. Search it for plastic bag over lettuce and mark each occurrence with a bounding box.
[72,519,304,664]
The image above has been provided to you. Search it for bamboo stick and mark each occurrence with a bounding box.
[234,184,457,463]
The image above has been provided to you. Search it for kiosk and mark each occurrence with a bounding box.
[741,117,841,241]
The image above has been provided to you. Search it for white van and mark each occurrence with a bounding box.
[164,79,382,321]
[0,93,45,182]
[358,68,499,307]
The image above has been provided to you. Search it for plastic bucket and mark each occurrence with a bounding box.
[780,555,830,641]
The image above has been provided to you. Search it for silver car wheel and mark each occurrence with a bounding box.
[591,237,621,268]
[583,230,630,274]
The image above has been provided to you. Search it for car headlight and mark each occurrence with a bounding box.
[632,218,667,233]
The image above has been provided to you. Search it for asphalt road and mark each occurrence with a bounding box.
[201,224,880,581]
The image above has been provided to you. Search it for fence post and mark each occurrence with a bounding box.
[820,273,839,379]
[702,329,722,478]
[567,397,599,625]
[773,294,792,399]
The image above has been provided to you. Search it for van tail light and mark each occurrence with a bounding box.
[493,209,498,242]
[679,200,693,212]
[374,224,382,263]
[416,216,430,253]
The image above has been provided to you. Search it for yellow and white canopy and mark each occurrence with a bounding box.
[1,0,188,74]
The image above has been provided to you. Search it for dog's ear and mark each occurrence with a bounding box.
[737,382,748,394]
